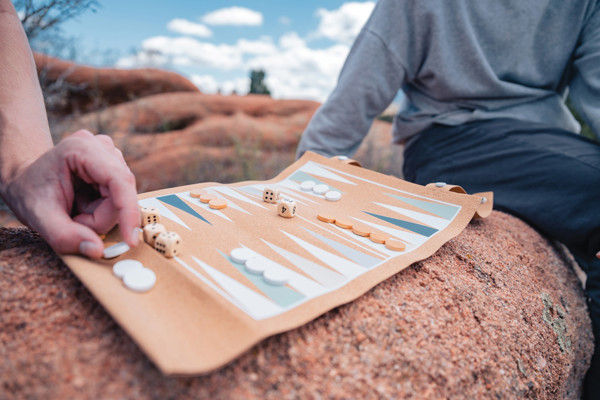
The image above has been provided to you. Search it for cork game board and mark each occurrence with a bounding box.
[61,152,490,375]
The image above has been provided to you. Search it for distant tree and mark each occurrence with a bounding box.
[249,69,271,96]
[14,0,99,40]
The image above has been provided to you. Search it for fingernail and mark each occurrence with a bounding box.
[131,228,142,246]
[80,241,100,258]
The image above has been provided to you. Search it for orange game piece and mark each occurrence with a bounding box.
[334,218,353,229]
[199,193,217,203]
[369,232,389,244]
[352,223,372,237]
[209,198,228,210]
[317,213,336,223]
[190,189,206,198]
[385,239,406,251]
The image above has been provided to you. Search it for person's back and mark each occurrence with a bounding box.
[297,0,600,157]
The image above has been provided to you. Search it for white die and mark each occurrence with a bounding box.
[143,223,166,246]
[277,198,297,218]
[154,231,183,258]
[263,186,280,203]
[140,206,160,227]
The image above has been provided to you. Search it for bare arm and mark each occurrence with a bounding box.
[0,0,140,257]
[0,1,52,182]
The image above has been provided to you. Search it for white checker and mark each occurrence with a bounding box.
[113,259,144,279]
[300,180,316,191]
[325,190,342,202]
[230,248,257,264]
[313,184,329,195]
[263,268,290,286]
[103,242,130,259]
[337,155,348,160]
[123,267,156,292]
[245,258,269,275]
[435,182,447,187]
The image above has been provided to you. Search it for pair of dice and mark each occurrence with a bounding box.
[263,187,297,218]
[140,206,183,258]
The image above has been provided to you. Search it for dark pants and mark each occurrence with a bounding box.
[403,118,600,397]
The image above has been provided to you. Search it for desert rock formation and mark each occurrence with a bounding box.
[53,92,401,192]
[35,52,200,117]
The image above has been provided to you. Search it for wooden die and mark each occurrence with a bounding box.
[143,223,166,246]
[154,231,183,258]
[263,186,280,203]
[277,198,297,218]
[140,206,160,227]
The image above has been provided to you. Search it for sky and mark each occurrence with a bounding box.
[57,0,378,102]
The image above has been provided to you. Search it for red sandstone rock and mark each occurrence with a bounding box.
[35,52,200,116]
[0,211,592,399]
[53,92,401,192]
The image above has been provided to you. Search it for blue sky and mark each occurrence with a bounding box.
[56,1,377,101]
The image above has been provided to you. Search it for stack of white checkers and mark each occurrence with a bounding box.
[299,180,342,201]
[230,247,290,286]
[113,259,156,293]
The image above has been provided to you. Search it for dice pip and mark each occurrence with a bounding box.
[263,186,280,203]
[143,223,166,246]
[277,198,297,218]
[154,231,183,258]
[140,206,160,227]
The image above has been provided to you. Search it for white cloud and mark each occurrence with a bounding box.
[190,74,249,95]
[247,43,350,101]
[236,36,278,55]
[116,31,349,101]
[115,49,169,68]
[221,77,250,95]
[201,7,263,27]
[190,74,219,93]
[167,18,212,38]
[314,1,375,45]
[139,36,244,70]
[279,32,305,50]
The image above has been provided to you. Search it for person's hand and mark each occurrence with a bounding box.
[1,130,140,258]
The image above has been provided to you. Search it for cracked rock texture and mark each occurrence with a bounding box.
[0,211,592,399]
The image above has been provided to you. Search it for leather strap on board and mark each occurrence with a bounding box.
[425,182,493,219]
[330,155,362,167]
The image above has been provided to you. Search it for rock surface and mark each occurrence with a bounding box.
[35,52,200,117]
[0,211,592,399]
[54,92,401,192]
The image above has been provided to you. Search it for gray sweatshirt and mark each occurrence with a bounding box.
[297,0,600,158]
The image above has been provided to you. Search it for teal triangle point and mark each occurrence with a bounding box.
[157,194,211,225]
[219,251,305,308]
[384,193,459,220]
[364,211,438,237]
[289,171,326,186]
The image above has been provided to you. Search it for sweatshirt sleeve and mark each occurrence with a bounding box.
[568,4,600,140]
[296,19,408,158]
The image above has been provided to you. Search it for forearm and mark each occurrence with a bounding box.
[297,28,407,158]
[0,1,53,190]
